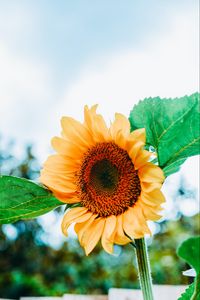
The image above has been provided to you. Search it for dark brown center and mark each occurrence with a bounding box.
[76,142,141,217]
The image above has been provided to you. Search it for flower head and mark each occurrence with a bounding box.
[40,105,165,255]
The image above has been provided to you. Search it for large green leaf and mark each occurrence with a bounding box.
[177,236,200,274]
[129,93,200,176]
[0,175,64,224]
[177,236,200,300]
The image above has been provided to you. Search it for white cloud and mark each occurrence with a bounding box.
[56,9,198,123]
[0,42,54,152]
[0,4,198,174]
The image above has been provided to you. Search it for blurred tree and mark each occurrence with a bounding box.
[0,139,199,298]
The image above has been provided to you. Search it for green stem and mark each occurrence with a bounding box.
[135,238,154,300]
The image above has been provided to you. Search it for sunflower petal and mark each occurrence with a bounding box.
[138,163,165,183]
[110,113,130,139]
[134,150,152,169]
[84,105,110,142]
[61,116,94,147]
[81,218,105,255]
[75,214,97,244]
[128,141,145,163]
[84,104,98,129]
[130,128,146,143]
[40,172,76,194]
[133,204,152,234]
[114,214,131,245]
[42,154,79,172]
[114,130,127,149]
[140,203,162,221]
[140,190,165,207]
[101,215,117,254]
[62,211,92,236]
[52,136,86,159]
[61,207,88,235]
[141,181,163,193]
[123,205,150,239]
[53,191,79,204]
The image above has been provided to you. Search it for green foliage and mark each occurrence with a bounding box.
[129,93,200,177]
[0,176,63,224]
[0,219,139,297]
[178,282,195,300]
[1,215,199,298]
[149,215,199,286]
[177,236,200,300]
[177,236,200,274]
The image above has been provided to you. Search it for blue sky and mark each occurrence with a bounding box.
[0,0,199,244]
[0,1,196,86]
[0,0,198,151]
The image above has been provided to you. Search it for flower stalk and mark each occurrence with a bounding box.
[135,238,154,300]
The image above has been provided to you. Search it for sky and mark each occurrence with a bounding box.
[0,1,199,246]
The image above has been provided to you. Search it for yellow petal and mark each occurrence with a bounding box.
[141,181,163,192]
[42,154,79,172]
[51,136,86,159]
[123,205,150,239]
[82,218,105,255]
[75,214,97,244]
[61,116,94,147]
[101,215,117,254]
[95,115,110,140]
[123,207,143,239]
[53,191,80,204]
[110,113,130,139]
[130,128,146,143]
[84,105,110,142]
[41,171,75,182]
[84,104,98,129]
[140,190,165,207]
[61,207,88,235]
[138,163,165,183]
[139,202,162,221]
[40,172,76,194]
[134,150,152,169]
[134,204,152,234]
[128,141,145,163]
[62,211,92,236]
[114,130,127,149]
[114,214,131,245]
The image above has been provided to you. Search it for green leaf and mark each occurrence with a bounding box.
[177,236,200,274]
[0,175,64,224]
[129,93,200,176]
[178,276,200,300]
[178,282,195,300]
[177,236,200,300]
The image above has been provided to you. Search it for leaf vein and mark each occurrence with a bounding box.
[157,103,195,142]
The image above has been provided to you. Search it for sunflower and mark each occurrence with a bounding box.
[40,105,165,255]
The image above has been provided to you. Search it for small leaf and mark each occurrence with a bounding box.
[129,93,200,176]
[0,175,64,224]
[178,282,195,300]
[177,236,200,274]
[177,236,200,300]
